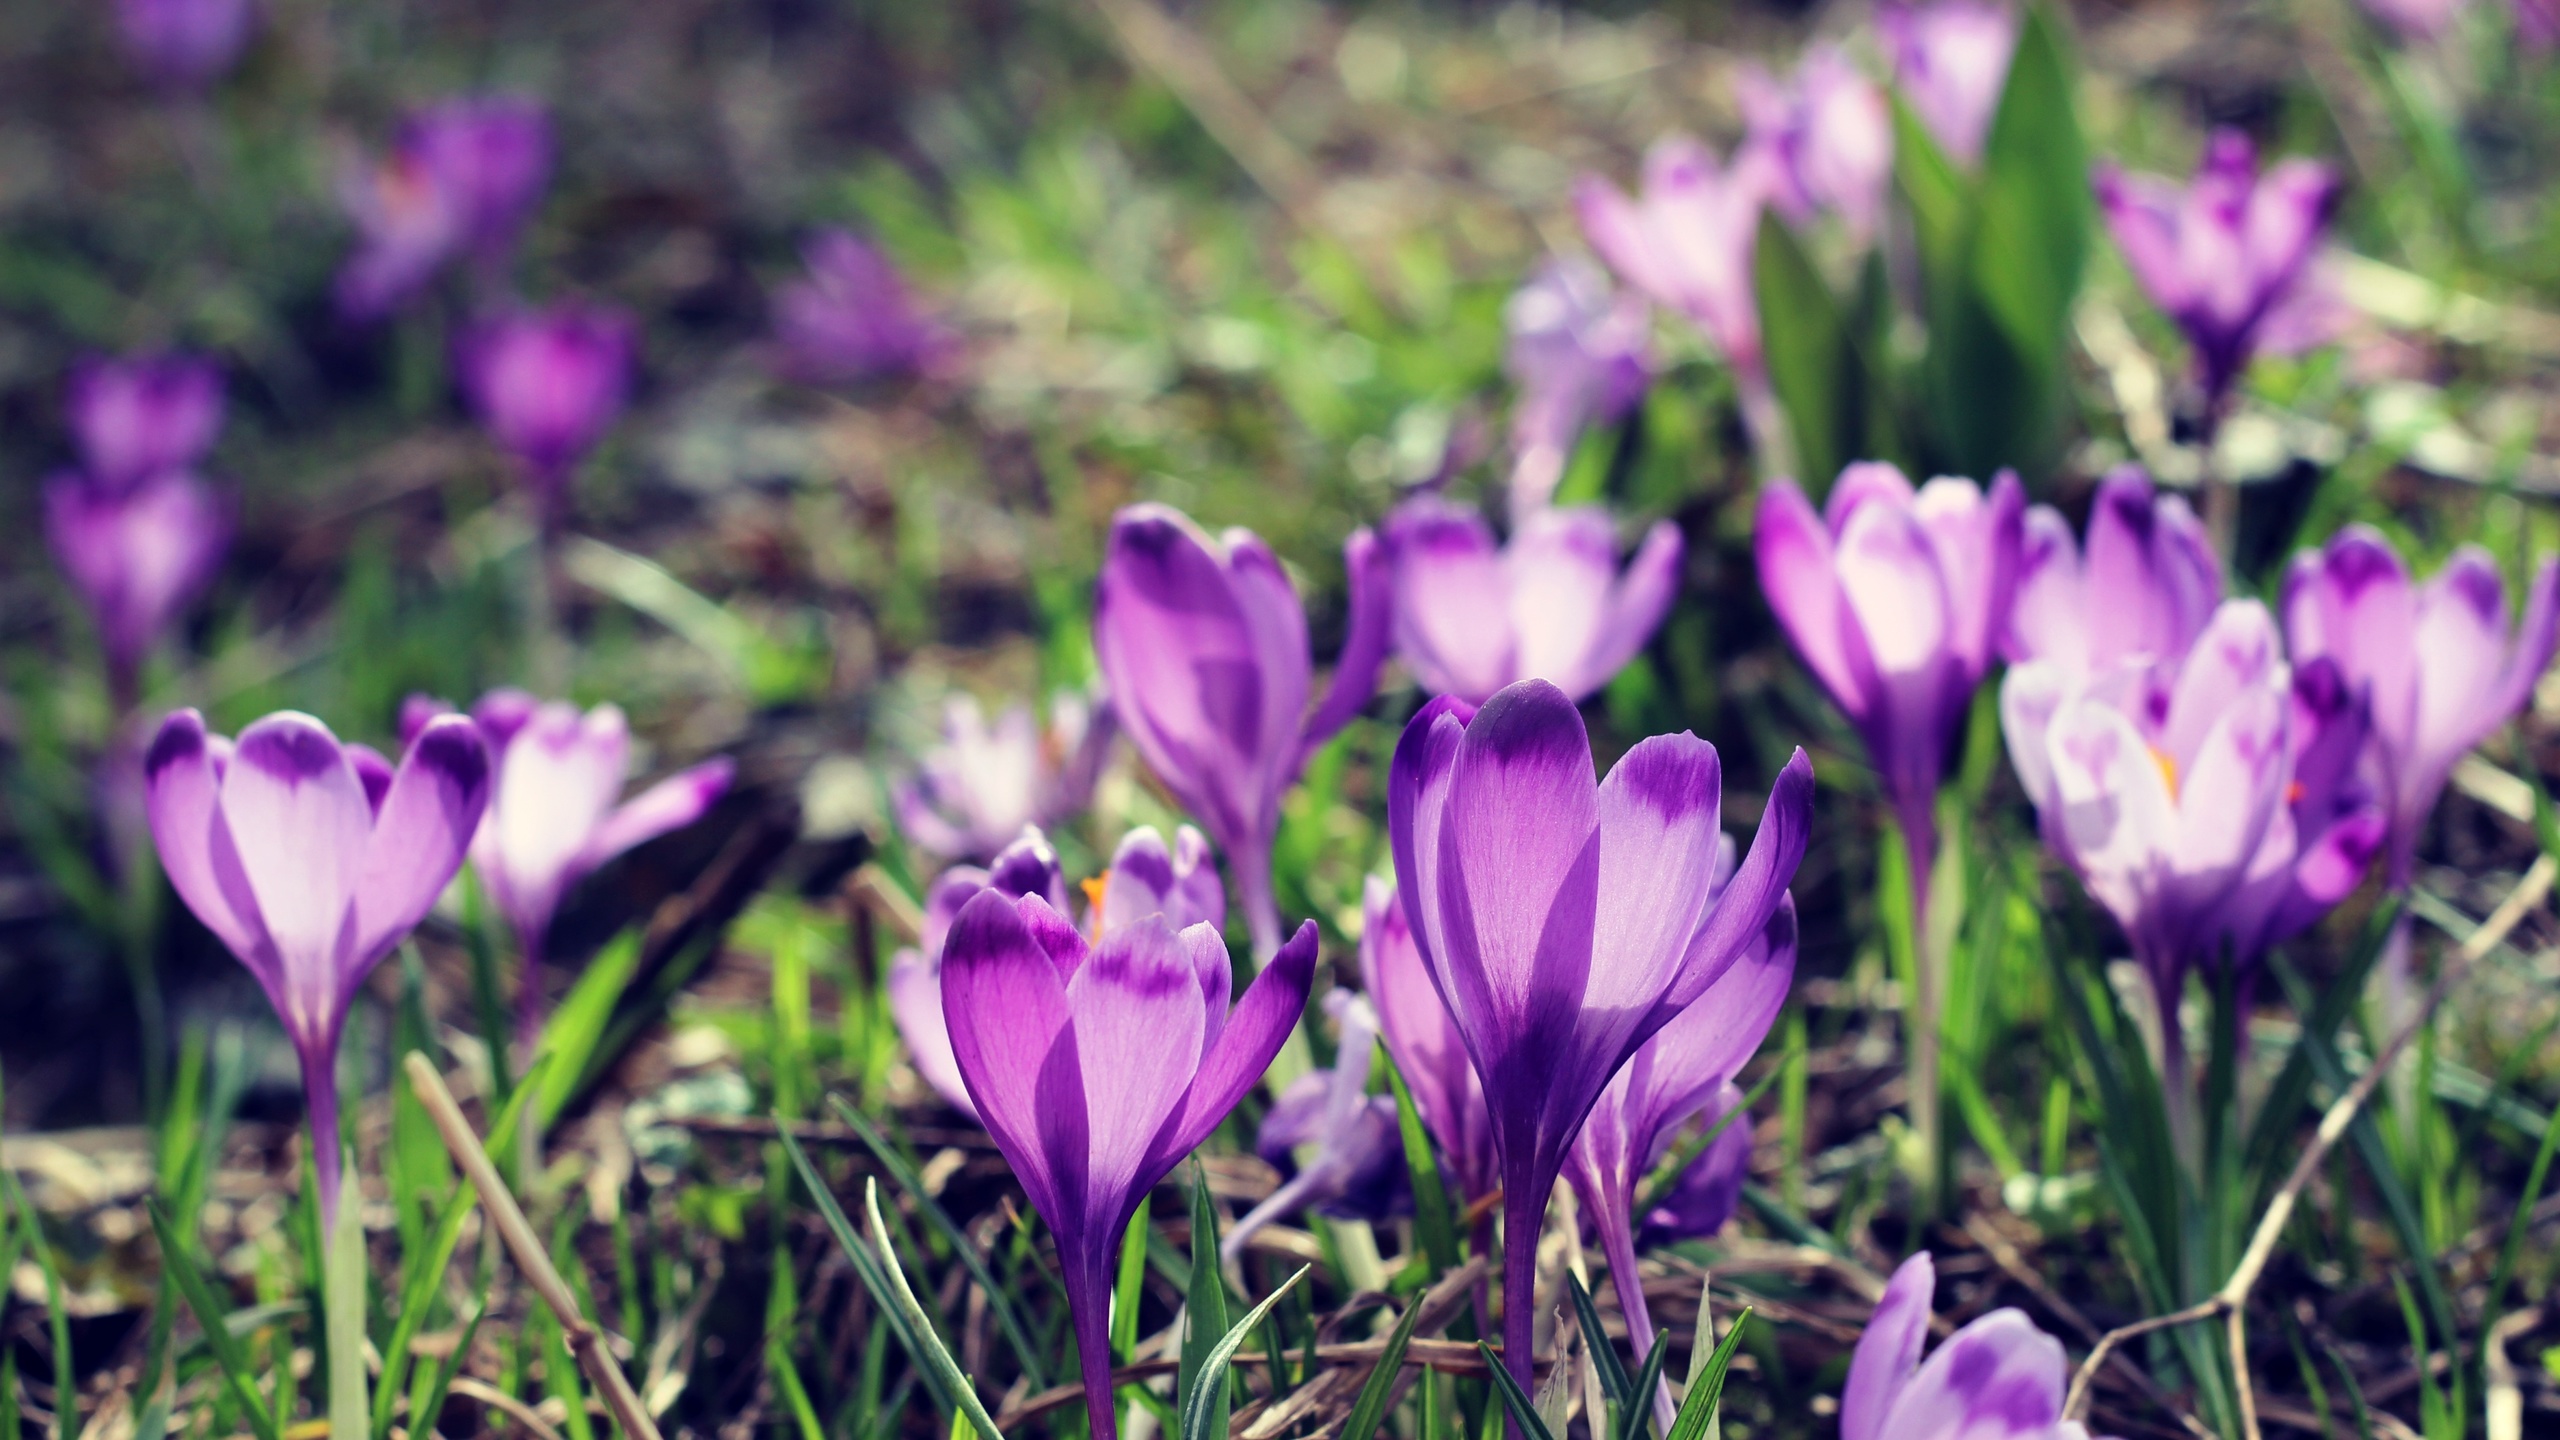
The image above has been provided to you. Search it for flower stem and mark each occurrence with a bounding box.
[323,1169,370,1440]
[1073,1250,1121,1440]
[1500,1178,1544,1434]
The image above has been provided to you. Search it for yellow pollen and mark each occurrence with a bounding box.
[2149,746,2180,800]
[1081,871,1112,943]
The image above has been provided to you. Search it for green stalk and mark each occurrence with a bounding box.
[324,1162,371,1440]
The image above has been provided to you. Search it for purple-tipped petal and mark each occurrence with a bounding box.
[580,757,733,869]
[1755,480,1868,716]
[1842,1253,1936,1440]
[1064,916,1211,1217]
[1662,749,1814,1013]
[1150,919,1320,1170]
[143,709,269,967]
[220,713,371,996]
[1383,499,1516,703]
[1438,682,1601,1047]
[353,715,491,966]
[1302,525,1392,761]
[888,945,977,1118]
[941,890,1083,1222]
[1586,732,1726,1019]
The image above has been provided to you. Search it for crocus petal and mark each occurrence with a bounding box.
[1755,480,1868,716]
[580,757,734,869]
[1841,1253,1935,1440]
[353,715,492,966]
[1913,469,2024,677]
[221,713,372,1016]
[1063,916,1211,1224]
[1302,525,1393,761]
[1149,919,1321,1171]
[349,745,396,814]
[1576,519,1685,698]
[888,946,977,1118]
[1586,732,1725,1021]
[1662,749,1814,1014]
[1384,498,1517,702]
[143,709,269,966]
[942,890,1083,1222]
[1873,1310,2068,1437]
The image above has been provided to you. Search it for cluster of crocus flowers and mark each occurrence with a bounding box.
[891,690,1114,863]
[1379,497,1684,706]
[887,823,1223,1120]
[2094,130,2344,428]
[44,354,233,709]
[1882,1,2021,165]
[1093,502,1389,960]
[1842,1253,2110,1440]
[114,0,257,91]
[1502,258,1651,516]
[1577,137,1773,386]
[1739,44,1893,245]
[937,846,1319,1440]
[145,708,492,1227]
[1562,836,1795,1424]
[337,96,554,318]
[771,229,957,385]
[456,303,638,525]
[1388,679,1812,1397]
[406,691,733,1044]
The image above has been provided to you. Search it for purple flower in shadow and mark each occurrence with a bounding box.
[456,303,637,522]
[65,353,225,491]
[114,0,256,90]
[1225,990,1409,1260]
[46,469,230,702]
[772,230,957,384]
[892,690,1115,863]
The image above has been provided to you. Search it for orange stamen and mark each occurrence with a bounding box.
[2149,746,2180,800]
[1081,871,1112,944]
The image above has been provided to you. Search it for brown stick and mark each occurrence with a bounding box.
[2061,855,2558,1428]
[404,1052,666,1440]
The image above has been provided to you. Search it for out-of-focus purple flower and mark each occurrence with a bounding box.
[145,708,491,1224]
[65,353,225,492]
[45,470,230,700]
[1388,680,1812,1397]
[2096,131,2345,416]
[1562,835,1795,1424]
[114,0,256,90]
[1576,137,1774,379]
[1380,497,1684,706]
[773,230,957,385]
[2519,0,2560,49]
[887,824,1220,1120]
[2002,466,2223,678]
[892,691,1114,862]
[1633,1084,1755,1249]
[1093,503,1391,959]
[1360,875,1496,1207]
[336,97,552,317]
[2360,0,2472,39]
[2002,600,2298,1014]
[2284,527,2560,885]
[1842,1253,2110,1440]
[1739,45,1894,244]
[1226,990,1408,1259]
[1883,2,2022,166]
[2209,659,2387,966]
[1756,463,2022,889]
[940,884,1318,1440]
[457,304,637,519]
[1503,259,1651,516]
[426,690,731,1039]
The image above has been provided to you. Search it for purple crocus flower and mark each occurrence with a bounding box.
[1092,503,1391,960]
[1882,2,2022,166]
[1577,137,1773,380]
[456,304,637,521]
[114,0,256,90]
[1632,1084,1754,1248]
[65,353,225,492]
[2095,131,2344,421]
[2001,466,2223,678]
[2520,0,2560,49]
[416,690,733,1041]
[940,881,1319,1440]
[144,708,491,1225]
[1756,462,2023,896]
[2360,0,2471,39]
[1387,680,1813,1399]
[1562,836,1796,1425]
[772,230,957,385]
[1360,876,1497,1208]
[336,97,552,317]
[1226,990,1408,1259]
[45,469,230,704]
[1739,44,1894,245]
[2284,528,2560,885]
[892,691,1114,863]
[1503,258,1651,516]
[888,824,1221,1120]
[1843,1253,2110,1440]
[1380,497,1684,706]
[2208,659,2388,967]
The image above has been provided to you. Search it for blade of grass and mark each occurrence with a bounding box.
[861,1179,1009,1440]
[1474,1340,1557,1440]
[1178,1266,1312,1440]
[1618,1333,1670,1440]
[1383,1053,1461,1276]
[148,1202,281,1440]
[1567,1271,1633,1409]
[1338,1289,1429,1440]
[1178,1161,1229,1422]
[775,1127,958,1420]
[1663,1310,1752,1440]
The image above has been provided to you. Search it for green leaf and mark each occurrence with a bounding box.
[1178,1162,1231,1429]
[778,1128,959,1420]
[1383,1053,1461,1275]
[1753,210,1852,489]
[1663,1309,1751,1440]
[536,928,645,1129]
[1568,1271,1633,1410]
[1115,1195,1153,1359]
[1473,1341,1557,1440]
[1968,4,2089,370]
[1179,1266,1312,1440]
[861,1179,1010,1440]
[371,1175,482,1440]
[1890,95,1969,277]
[1618,1334,1671,1440]
[147,1203,281,1440]
[1339,1292,1428,1440]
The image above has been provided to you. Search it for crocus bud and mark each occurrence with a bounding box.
[114,0,256,90]
[892,690,1115,862]
[1842,1253,2111,1440]
[1882,1,2021,165]
[457,303,636,518]
[772,230,956,384]
[2095,131,2344,416]
[2283,527,2560,885]
[1576,137,1773,379]
[1380,497,1684,705]
[1503,259,1651,516]
[146,708,491,1226]
[45,470,230,698]
[2001,466,2223,678]
[65,353,224,492]
[1739,45,1893,244]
